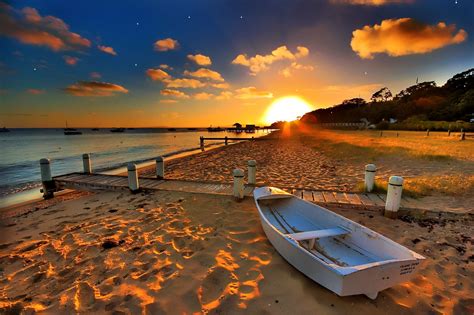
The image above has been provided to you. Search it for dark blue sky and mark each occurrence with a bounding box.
[1,0,473,127]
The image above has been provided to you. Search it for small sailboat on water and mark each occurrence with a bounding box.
[253,187,425,299]
[64,121,82,135]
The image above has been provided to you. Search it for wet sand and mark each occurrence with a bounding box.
[0,190,472,314]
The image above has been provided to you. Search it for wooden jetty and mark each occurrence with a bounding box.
[51,172,425,212]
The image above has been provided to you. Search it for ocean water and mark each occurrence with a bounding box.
[0,128,263,198]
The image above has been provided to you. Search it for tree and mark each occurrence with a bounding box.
[341,98,366,108]
[394,81,437,100]
[370,87,392,103]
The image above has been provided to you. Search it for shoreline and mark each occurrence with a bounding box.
[0,135,260,211]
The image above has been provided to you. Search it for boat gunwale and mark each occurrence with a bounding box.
[254,187,425,276]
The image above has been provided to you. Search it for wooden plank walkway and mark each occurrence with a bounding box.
[52,173,423,211]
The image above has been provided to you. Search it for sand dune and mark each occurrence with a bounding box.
[1,190,472,314]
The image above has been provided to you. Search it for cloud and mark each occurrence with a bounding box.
[187,54,212,66]
[165,78,205,89]
[215,91,233,100]
[159,64,172,70]
[280,62,314,78]
[232,45,310,75]
[351,18,468,59]
[330,0,413,5]
[160,99,178,104]
[63,55,79,66]
[235,87,273,99]
[64,81,128,96]
[146,68,171,81]
[98,45,117,56]
[154,38,179,51]
[90,72,101,79]
[0,3,91,51]
[184,68,224,81]
[211,82,230,89]
[26,88,45,95]
[194,92,214,100]
[160,89,190,99]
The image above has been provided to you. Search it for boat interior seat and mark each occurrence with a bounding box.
[286,227,349,241]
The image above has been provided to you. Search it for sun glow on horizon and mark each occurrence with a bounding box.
[263,96,313,124]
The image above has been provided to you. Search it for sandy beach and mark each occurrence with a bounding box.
[1,128,473,314]
[1,189,472,314]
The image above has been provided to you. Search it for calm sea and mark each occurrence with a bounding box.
[0,128,263,199]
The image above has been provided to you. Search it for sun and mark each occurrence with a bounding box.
[263,96,313,124]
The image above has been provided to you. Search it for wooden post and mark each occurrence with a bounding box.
[127,163,140,193]
[247,160,256,185]
[364,164,376,192]
[200,136,204,151]
[156,156,164,179]
[225,136,228,145]
[380,131,383,137]
[460,131,466,141]
[82,153,92,174]
[426,129,430,136]
[40,158,54,199]
[385,176,403,219]
[233,168,244,199]
[448,130,451,136]
[396,132,399,137]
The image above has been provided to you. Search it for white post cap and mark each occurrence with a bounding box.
[248,160,256,167]
[233,168,244,177]
[389,176,404,186]
[127,163,137,171]
[40,158,50,165]
[365,164,376,172]
[156,156,164,162]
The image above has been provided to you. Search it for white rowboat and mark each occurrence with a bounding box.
[253,187,425,299]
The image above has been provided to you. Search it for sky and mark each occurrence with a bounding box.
[0,0,473,128]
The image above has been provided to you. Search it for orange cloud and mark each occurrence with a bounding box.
[154,38,179,51]
[184,68,224,81]
[215,91,233,100]
[211,82,230,89]
[232,45,310,75]
[63,55,79,66]
[160,99,178,103]
[159,64,172,70]
[187,54,212,66]
[0,3,91,51]
[351,18,468,59]
[160,89,190,99]
[146,68,171,81]
[165,78,205,89]
[90,72,101,79]
[26,88,45,95]
[64,81,128,97]
[98,45,117,56]
[280,62,314,78]
[235,87,273,99]
[330,0,413,5]
[194,92,214,100]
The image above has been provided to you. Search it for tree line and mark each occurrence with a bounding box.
[300,68,474,130]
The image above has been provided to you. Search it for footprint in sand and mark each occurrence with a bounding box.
[199,266,238,309]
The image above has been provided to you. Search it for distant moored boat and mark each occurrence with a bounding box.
[110,128,125,133]
[64,121,82,135]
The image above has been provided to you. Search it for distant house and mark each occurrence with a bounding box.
[233,123,242,130]
[245,124,256,133]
